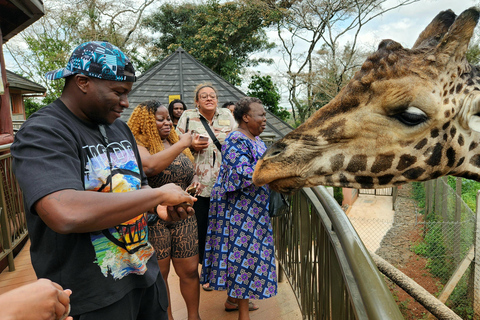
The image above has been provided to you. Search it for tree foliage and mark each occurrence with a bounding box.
[247,73,289,121]
[5,0,159,103]
[268,0,419,123]
[143,0,279,86]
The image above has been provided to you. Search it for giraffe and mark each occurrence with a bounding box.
[252,7,480,194]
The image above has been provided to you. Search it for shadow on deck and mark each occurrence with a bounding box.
[0,241,302,320]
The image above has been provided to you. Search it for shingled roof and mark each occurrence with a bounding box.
[6,70,46,94]
[122,47,292,141]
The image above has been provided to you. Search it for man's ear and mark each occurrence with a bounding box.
[75,74,90,94]
[242,113,249,123]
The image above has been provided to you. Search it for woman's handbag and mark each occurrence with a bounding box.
[269,190,289,218]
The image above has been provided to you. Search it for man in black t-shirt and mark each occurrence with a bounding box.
[11,41,196,320]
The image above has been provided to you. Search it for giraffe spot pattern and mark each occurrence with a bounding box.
[469,142,478,151]
[442,121,450,130]
[397,154,417,171]
[431,171,443,179]
[330,154,345,172]
[318,119,346,140]
[463,172,480,181]
[378,175,394,185]
[325,175,333,185]
[371,154,395,173]
[450,126,456,139]
[425,143,443,166]
[355,176,374,188]
[469,154,480,168]
[402,167,425,180]
[430,128,439,138]
[446,147,456,167]
[346,155,367,173]
[457,157,465,167]
[415,138,428,150]
[456,83,463,93]
[458,134,464,146]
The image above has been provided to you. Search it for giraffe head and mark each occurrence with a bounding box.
[253,8,480,193]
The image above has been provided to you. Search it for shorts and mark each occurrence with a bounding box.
[72,273,167,320]
[148,215,198,260]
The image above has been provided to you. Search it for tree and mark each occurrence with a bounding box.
[5,0,159,103]
[268,0,419,123]
[143,0,279,86]
[247,73,289,121]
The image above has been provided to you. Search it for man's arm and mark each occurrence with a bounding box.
[34,183,195,234]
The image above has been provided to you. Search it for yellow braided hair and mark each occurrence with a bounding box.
[127,100,194,162]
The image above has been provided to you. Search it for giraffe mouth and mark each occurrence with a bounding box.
[267,176,306,194]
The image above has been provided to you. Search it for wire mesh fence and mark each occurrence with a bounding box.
[347,178,480,320]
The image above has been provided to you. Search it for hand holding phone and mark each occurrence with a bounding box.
[198,134,209,142]
[186,185,197,196]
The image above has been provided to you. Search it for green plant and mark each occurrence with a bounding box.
[333,187,343,206]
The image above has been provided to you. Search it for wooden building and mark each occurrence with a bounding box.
[7,69,46,123]
[122,47,293,142]
[0,0,45,145]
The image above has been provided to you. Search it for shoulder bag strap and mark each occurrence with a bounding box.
[199,116,222,152]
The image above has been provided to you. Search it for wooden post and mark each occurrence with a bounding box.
[441,177,450,255]
[473,191,480,316]
[0,27,14,144]
[454,178,462,264]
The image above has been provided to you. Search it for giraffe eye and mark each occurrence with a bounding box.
[391,107,428,126]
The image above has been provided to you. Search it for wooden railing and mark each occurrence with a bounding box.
[0,143,28,272]
[273,186,403,319]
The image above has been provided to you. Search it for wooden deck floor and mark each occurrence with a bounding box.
[0,241,302,320]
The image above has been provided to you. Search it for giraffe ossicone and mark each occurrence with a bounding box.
[253,7,480,193]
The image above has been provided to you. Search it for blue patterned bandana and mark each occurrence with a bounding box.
[45,41,136,82]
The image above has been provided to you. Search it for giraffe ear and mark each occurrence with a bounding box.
[458,92,480,133]
[435,8,479,66]
[412,9,456,49]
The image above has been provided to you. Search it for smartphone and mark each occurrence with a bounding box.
[186,185,197,195]
[198,135,209,141]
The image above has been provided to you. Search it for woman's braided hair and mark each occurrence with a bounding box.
[127,100,194,162]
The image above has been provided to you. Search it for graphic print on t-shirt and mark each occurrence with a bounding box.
[83,139,154,280]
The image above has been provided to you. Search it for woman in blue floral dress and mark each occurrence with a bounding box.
[201,97,277,320]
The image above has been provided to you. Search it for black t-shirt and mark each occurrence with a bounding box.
[11,99,161,315]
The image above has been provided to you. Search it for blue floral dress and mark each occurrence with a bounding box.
[200,131,277,300]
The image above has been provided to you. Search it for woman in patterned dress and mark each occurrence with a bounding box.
[128,100,201,320]
[201,97,277,320]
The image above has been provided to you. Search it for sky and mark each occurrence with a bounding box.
[240,0,480,107]
[4,0,480,108]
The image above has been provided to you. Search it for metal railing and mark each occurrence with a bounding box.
[273,186,403,319]
[0,143,28,272]
[1,138,402,317]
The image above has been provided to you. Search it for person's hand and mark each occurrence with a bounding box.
[155,183,196,221]
[190,133,210,152]
[0,278,72,320]
[156,204,196,222]
[186,176,202,196]
[178,131,193,149]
